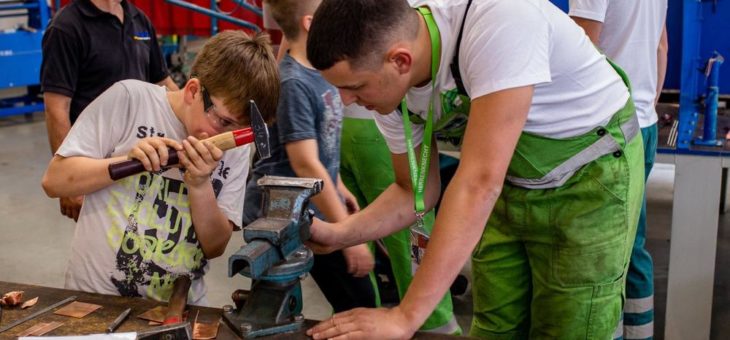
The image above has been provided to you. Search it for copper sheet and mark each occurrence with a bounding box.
[53,301,102,318]
[193,319,220,339]
[0,291,23,306]
[137,306,168,323]
[192,311,219,340]
[17,321,64,337]
[21,296,38,309]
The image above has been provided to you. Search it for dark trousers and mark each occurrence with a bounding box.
[310,252,376,312]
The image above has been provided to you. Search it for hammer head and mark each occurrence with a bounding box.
[249,100,271,160]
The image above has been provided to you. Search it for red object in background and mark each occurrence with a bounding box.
[56,0,279,41]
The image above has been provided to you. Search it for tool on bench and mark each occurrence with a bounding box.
[163,275,192,325]
[108,100,271,181]
[223,176,322,338]
[106,307,132,333]
[136,322,193,340]
[0,295,76,333]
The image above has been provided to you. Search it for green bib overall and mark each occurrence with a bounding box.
[470,65,644,339]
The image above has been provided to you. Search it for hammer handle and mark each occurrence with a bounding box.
[164,276,192,325]
[108,128,254,181]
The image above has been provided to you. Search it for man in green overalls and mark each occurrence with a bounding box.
[304,0,644,339]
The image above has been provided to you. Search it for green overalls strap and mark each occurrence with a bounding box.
[470,61,645,339]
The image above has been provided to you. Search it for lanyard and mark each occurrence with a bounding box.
[402,6,440,229]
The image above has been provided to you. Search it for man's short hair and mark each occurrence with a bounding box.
[264,0,321,40]
[191,30,280,124]
[307,0,418,71]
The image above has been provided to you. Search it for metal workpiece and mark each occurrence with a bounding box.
[224,176,322,338]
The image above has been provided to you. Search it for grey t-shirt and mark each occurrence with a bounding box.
[57,80,249,305]
[244,54,343,223]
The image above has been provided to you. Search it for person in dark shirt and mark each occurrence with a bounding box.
[41,0,178,221]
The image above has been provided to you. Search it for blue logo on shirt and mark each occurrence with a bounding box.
[133,31,151,41]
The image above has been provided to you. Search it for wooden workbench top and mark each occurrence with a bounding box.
[0,281,467,339]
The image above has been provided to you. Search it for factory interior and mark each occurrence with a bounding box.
[1,0,729,339]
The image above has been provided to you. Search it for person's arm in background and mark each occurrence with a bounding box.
[40,25,85,221]
[286,140,373,277]
[571,17,603,45]
[338,173,360,214]
[43,92,84,221]
[656,24,668,105]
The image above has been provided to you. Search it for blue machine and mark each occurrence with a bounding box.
[550,0,729,151]
[671,0,727,150]
[0,0,49,118]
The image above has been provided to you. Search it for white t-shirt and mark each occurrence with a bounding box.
[343,104,376,120]
[375,0,630,154]
[569,0,667,128]
[57,80,250,306]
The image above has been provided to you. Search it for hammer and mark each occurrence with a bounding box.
[108,100,271,181]
[163,275,192,325]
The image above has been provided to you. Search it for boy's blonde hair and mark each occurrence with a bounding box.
[265,0,321,40]
[191,30,279,124]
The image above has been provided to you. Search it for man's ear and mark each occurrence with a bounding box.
[387,47,413,75]
[302,15,313,33]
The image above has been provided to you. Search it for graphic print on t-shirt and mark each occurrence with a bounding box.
[106,171,210,301]
[320,89,344,156]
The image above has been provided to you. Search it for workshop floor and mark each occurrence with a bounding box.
[1,113,728,338]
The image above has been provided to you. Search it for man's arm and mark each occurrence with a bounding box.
[43,92,85,221]
[571,17,603,45]
[157,76,180,91]
[309,135,442,251]
[44,92,72,154]
[656,24,668,104]
[309,86,532,339]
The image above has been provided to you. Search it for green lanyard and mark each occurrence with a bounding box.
[402,6,440,228]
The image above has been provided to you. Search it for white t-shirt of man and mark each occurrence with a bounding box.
[343,103,376,120]
[374,0,630,154]
[569,0,667,128]
[57,80,250,306]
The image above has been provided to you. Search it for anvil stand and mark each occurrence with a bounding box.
[223,176,323,338]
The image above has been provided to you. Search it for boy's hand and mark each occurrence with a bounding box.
[342,243,374,277]
[178,136,223,187]
[339,185,360,214]
[128,137,183,172]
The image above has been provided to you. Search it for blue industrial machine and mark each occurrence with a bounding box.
[0,0,49,118]
[224,176,321,338]
[670,0,727,151]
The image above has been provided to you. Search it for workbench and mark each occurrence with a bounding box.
[0,281,467,339]
[655,108,730,340]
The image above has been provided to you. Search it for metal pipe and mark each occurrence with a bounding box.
[164,0,260,32]
[702,52,724,143]
[231,0,263,17]
[0,3,39,10]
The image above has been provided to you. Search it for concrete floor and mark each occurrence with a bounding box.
[0,113,728,338]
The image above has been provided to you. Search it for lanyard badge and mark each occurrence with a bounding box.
[403,6,440,264]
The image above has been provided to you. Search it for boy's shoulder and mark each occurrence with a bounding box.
[279,54,327,85]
